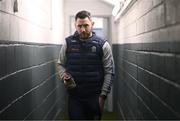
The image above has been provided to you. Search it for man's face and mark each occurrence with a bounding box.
[75,17,94,39]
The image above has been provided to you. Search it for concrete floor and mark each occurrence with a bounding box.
[60,111,119,120]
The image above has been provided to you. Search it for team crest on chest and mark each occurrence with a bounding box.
[71,40,77,42]
[91,46,96,52]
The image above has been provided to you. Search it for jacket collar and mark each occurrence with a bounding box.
[73,31,96,40]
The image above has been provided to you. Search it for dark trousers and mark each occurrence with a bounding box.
[68,95,101,120]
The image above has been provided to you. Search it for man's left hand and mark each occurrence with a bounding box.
[99,95,106,113]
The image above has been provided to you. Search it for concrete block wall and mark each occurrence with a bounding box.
[0,42,66,120]
[113,0,180,119]
[0,0,66,120]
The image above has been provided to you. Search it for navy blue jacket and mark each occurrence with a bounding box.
[65,32,106,97]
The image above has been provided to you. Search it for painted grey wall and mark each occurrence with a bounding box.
[0,0,66,120]
[113,0,180,120]
[0,41,66,120]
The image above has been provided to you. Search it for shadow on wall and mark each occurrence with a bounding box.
[113,42,180,120]
[0,41,67,120]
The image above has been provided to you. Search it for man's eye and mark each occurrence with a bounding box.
[84,25,88,27]
[78,25,88,28]
[78,25,82,28]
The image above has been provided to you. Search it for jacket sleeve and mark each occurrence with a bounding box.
[56,42,67,81]
[101,41,115,97]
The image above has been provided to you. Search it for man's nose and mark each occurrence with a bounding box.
[80,27,85,32]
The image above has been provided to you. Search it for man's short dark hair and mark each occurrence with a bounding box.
[75,10,91,21]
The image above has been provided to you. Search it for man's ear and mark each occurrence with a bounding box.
[74,22,77,29]
[92,21,95,26]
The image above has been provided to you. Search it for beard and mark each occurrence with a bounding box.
[79,32,91,39]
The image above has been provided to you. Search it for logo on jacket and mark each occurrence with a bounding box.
[71,40,77,42]
[91,46,96,52]
[70,48,80,52]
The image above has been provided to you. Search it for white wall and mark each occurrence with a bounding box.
[113,0,177,45]
[52,0,65,44]
[0,0,64,44]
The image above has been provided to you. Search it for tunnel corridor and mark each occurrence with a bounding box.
[1,0,180,120]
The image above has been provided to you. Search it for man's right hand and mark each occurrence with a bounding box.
[63,72,76,89]
[63,72,72,82]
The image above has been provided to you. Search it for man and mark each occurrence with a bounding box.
[57,10,115,120]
